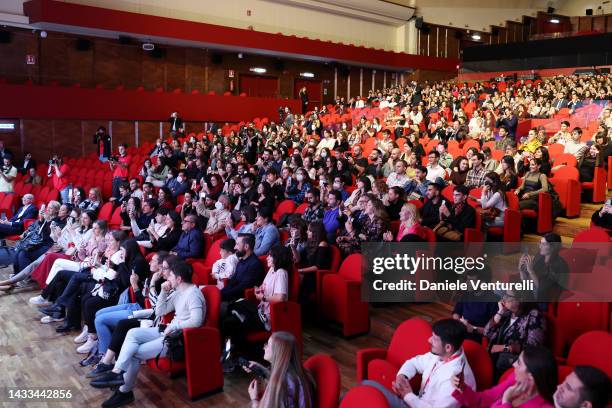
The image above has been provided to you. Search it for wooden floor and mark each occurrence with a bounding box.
[0,200,607,407]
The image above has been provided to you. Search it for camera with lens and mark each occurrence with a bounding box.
[48,159,56,166]
[109,156,119,162]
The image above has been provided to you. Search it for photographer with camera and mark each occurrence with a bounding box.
[0,153,18,194]
[109,144,131,200]
[93,126,112,163]
[47,154,71,203]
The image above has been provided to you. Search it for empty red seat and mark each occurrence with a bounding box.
[304,354,341,408]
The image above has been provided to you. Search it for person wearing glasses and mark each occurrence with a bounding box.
[169,214,203,260]
[484,290,545,380]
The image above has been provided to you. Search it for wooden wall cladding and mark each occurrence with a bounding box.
[0,27,401,107]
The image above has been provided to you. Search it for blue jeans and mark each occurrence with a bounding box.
[0,245,52,274]
[59,185,72,204]
[95,303,142,354]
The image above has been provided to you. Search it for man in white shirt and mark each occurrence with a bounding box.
[0,154,18,193]
[563,127,588,161]
[426,151,447,184]
[548,121,571,145]
[362,318,476,408]
[387,160,410,189]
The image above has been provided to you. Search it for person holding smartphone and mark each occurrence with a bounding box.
[591,198,612,229]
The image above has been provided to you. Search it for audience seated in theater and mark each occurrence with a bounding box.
[197,194,232,236]
[420,182,447,229]
[519,233,569,301]
[499,156,519,191]
[170,214,203,259]
[323,190,342,243]
[387,160,410,189]
[141,210,181,252]
[465,153,487,189]
[90,260,204,408]
[211,238,239,282]
[0,193,38,238]
[336,194,389,256]
[479,172,507,231]
[246,332,315,408]
[345,176,371,208]
[156,186,175,211]
[450,156,470,186]
[591,200,612,229]
[226,206,257,239]
[253,208,279,257]
[385,186,405,221]
[434,185,476,242]
[384,202,426,242]
[362,318,476,408]
[221,245,291,372]
[563,128,588,161]
[294,221,330,307]
[86,252,171,373]
[219,233,265,307]
[37,230,127,331]
[452,267,499,343]
[404,165,431,200]
[553,365,611,408]
[578,144,604,182]
[515,159,549,211]
[484,290,546,380]
[452,346,557,408]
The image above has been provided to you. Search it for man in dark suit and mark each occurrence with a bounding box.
[220,233,264,303]
[170,214,203,259]
[168,112,184,137]
[19,152,36,176]
[552,91,569,111]
[0,193,38,238]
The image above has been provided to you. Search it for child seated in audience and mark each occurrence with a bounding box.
[211,238,239,282]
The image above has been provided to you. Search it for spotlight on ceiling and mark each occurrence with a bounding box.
[549,18,560,23]
[249,67,266,74]
[471,33,481,40]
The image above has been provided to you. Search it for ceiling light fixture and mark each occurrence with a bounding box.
[249,67,266,73]
[549,18,560,23]
[300,72,315,78]
[471,34,481,40]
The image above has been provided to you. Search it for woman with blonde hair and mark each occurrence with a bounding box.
[247,331,315,408]
[383,202,425,241]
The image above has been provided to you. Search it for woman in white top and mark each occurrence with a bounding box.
[221,245,289,371]
[480,172,507,229]
[136,208,168,249]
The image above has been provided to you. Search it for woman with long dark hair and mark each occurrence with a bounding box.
[296,221,331,306]
[148,211,182,252]
[452,346,557,407]
[450,156,470,186]
[480,172,507,229]
[519,232,568,301]
[515,159,549,211]
[222,246,291,370]
[500,155,518,191]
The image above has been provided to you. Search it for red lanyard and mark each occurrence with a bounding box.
[421,353,461,395]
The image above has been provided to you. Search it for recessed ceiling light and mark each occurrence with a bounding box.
[471,34,481,40]
[550,18,560,23]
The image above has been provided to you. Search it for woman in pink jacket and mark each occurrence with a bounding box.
[451,346,557,407]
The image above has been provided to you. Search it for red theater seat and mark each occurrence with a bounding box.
[304,354,341,408]
[146,285,223,399]
[340,385,389,408]
[356,318,432,390]
[320,254,369,337]
[565,331,612,378]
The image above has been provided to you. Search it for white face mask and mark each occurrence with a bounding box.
[333,182,341,189]
[321,152,327,158]
[214,201,224,210]
[176,176,183,183]
[296,174,304,182]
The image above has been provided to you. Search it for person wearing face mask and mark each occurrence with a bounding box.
[198,194,233,235]
[286,168,312,204]
[166,170,188,198]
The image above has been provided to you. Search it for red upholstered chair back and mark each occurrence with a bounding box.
[304,354,341,408]
[463,339,493,391]
[573,227,611,244]
[339,385,389,408]
[567,331,612,379]
[387,318,432,368]
[274,199,297,222]
[553,166,579,180]
[328,245,341,274]
[294,203,309,215]
[552,154,578,168]
[506,192,520,211]
[203,239,223,268]
[338,254,362,281]
[202,285,221,329]
[97,202,114,222]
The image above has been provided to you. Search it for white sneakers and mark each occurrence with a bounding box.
[29,295,51,306]
[76,337,98,354]
[74,325,89,344]
[40,315,64,324]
